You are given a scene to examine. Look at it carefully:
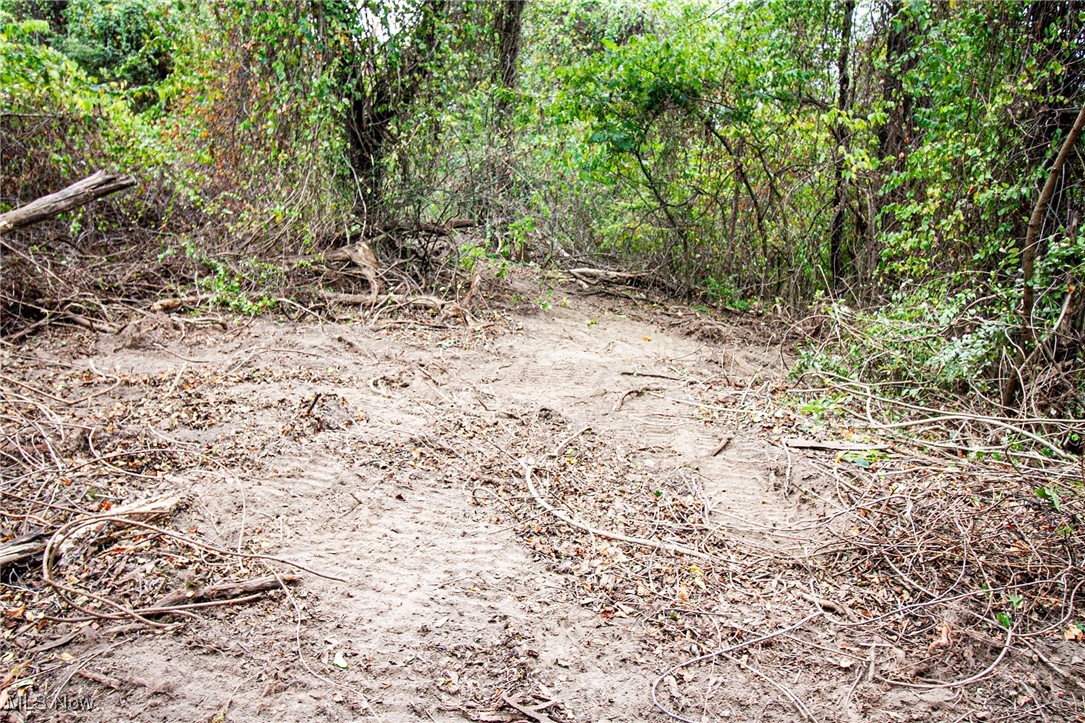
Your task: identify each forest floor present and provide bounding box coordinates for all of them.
[2,269,1082,722]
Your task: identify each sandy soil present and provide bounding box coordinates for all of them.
[4,273,1078,723]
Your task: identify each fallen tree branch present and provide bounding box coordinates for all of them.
[568,267,650,285]
[0,171,136,234]
[149,297,200,312]
[781,437,889,452]
[151,574,300,611]
[613,385,665,411]
[500,692,562,723]
[1004,102,1085,407]
[59,313,120,334]
[323,241,381,303]
[40,507,346,626]
[319,289,477,325]
[0,531,47,570]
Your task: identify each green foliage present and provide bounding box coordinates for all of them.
[1035,486,1063,513]
[3,0,1084,414]
[875,2,1039,285]
[180,240,279,315]
[705,277,751,311]
[57,0,174,104]
[0,8,178,202]
[457,241,488,273]
[794,290,1016,396]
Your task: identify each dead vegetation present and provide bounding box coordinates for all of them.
[0,267,1083,721]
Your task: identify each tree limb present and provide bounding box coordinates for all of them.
[0,171,137,235]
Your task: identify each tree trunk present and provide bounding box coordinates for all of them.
[829,0,855,289]
[1020,103,1085,339]
[0,171,136,235]
[1001,102,1085,408]
[494,0,525,128]
[483,0,526,228]
[877,1,916,168]
[344,1,445,221]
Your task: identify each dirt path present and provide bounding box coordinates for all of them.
[16,276,1042,723]
[6,278,804,722]
[8,271,1085,720]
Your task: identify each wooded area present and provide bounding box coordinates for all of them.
[2,0,1085,720]
[3,0,1084,415]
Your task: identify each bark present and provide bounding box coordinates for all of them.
[345,1,445,220]
[1020,103,1085,341]
[494,0,525,125]
[484,0,526,224]
[151,575,299,611]
[829,0,855,289]
[0,171,136,235]
[1001,103,1085,408]
[877,1,916,166]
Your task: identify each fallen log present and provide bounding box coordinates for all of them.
[0,531,47,570]
[0,171,137,235]
[568,267,650,285]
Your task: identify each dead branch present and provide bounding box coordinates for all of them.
[0,531,47,569]
[149,297,200,312]
[323,240,381,303]
[57,494,182,560]
[709,436,734,457]
[1005,102,1085,407]
[613,385,665,411]
[568,267,650,285]
[499,692,562,723]
[0,171,136,234]
[319,289,476,325]
[781,437,889,452]
[59,313,120,334]
[151,574,299,610]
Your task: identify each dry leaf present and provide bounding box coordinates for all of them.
[928,620,951,651]
[1064,623,1084,641]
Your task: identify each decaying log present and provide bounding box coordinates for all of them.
[0,171,136,234]
[149,297,200,312]
[2,495,182,571]
[568,268,650,285]
[323,240,379,268]
[58,493,182,559]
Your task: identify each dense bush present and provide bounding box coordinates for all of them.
[2,0,1083,412]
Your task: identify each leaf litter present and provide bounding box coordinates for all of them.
[1,269,1083,722]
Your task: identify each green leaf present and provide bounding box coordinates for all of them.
[1035,487,1062,513]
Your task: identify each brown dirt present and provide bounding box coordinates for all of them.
[2,271,1080,722]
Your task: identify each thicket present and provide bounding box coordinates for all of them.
[2,0,1084,418]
